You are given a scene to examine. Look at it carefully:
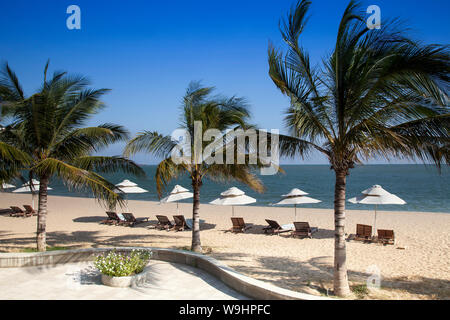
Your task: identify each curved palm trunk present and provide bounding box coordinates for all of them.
[36,176,49,252]
[333,169,351,297]
[191,176,202,253]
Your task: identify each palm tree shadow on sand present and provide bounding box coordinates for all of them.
[210,253,450,299]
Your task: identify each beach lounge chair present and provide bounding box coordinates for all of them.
[263,219,291,235]
[9,206,28,217]
[173,215,191,231]
[354,224,373,242]
[154,215,174,230]
[101,211,121,225]
[291,222,318,239]
[229,217,252,233]
[23,205,37,216]
[377,229,395,245]
[120,212,149,227]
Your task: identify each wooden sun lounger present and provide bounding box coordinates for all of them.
[23,205,37,216]
[229,217,252,233]
[155,215,174,230]
[291,222,318,239]
[377,229,395,245]
[120,212,149,227]
[10,206,28,217]
[173,215,191,231]
[263,219,291,235]
[354,224,373,242]
[101,211,121,225]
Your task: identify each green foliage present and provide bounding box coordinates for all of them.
[124,81,267,197]
[0,61,145,207]
[351,284,370,299]
[269,0,450,172]
[94,249,152,277]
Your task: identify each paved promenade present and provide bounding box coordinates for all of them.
[0,260,248,300]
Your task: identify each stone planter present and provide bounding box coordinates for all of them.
[100,268,149,288]
[101,274,134,287]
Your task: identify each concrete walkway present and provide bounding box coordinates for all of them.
[0,260,249,300]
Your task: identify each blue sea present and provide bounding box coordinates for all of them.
[7,165,450,213]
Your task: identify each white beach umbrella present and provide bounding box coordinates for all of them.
[274,188,322,221]
[115,179,148,193]
[1,183,15,189]
[160,185,193,215]
[348,185,406,235]
[209,187,256,217]
[13,179,53,209]
[115,179,149,211]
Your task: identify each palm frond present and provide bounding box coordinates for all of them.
[0,62,24,102]
[154,158,187,197]
[124,131,177,159]
[205,163,265,193]
[269,0,449,171]
[71,156,145,177]
[32,157,125,207]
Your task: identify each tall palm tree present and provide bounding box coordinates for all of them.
[0,62,145,251]
[125,82,265,252]
[268,0,449,296]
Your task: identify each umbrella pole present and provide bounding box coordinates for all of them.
[232,206,234,217]
[177,202,179,215]
[373,204,378,237]
[294,205,297,221]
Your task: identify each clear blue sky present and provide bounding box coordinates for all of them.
[1,0,449,164]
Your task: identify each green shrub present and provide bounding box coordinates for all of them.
[351,284,369,299]
[94,249,152,277]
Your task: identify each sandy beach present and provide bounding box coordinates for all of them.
[0,193,449,300]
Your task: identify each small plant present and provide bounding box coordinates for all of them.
[94,249,152,277]
[351,284,370,299]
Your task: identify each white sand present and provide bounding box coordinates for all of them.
[0,193,449,299]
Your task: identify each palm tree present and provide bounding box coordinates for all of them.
[125,82,265,252]
[0,62,145,251]
[268,0,449,296]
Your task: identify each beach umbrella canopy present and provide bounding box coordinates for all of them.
[13,180,53,209]
[348,185,406,235]
[115,179,148,194]
[160,185,193,203]
[1,183,15,189]
[160,185,193,214]
[209,187,256,216]
[114,179,148,211]
[274,188,321,220]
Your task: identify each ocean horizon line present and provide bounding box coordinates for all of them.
[133,163,450,167]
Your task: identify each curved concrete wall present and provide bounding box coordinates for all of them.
[0,247,332,300]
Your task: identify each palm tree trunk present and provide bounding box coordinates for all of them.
[36,175,49,252]
[191,176,202,253]
[333,169,351,297]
